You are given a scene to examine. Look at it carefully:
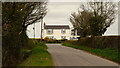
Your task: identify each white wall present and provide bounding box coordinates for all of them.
[43,29,71,40]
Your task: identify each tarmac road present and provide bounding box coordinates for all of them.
[46,44,119,67]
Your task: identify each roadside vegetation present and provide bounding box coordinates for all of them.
[67,2,119,64]
[20,42,54,67]
[43,37,67,43]
[2,2,47,66]
[62,42,120,64]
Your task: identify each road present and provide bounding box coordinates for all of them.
[46,44,119,67]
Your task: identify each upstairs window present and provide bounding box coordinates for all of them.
[47,29,53,34]
[61,29,66,34]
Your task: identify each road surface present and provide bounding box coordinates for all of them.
[46,44,119,67]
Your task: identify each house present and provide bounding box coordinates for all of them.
[42,23,79,40]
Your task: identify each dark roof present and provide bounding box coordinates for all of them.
[44,25,70,29]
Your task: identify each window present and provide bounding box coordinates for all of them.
[61,36,66,39]
[47,29,53,34]
[61,29,66,34]
[71,30,75,35]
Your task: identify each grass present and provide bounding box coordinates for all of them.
[19,42,54,67]
[62,42,120,64]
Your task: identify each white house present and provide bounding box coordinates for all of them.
[42,23,79,40]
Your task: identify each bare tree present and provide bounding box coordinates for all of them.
[70,2,117,37]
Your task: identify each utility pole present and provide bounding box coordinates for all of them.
[33,23,35,40]
[41,18,43,41]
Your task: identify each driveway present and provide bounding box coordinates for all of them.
[46,44,119,67]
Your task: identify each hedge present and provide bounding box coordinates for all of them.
[66,36,119,51]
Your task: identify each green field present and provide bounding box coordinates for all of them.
[20,42,54,67]
[62,42,120,64]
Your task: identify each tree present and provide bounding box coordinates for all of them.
[2,2,47,35]
[89,15,106,36]
[2,2,48,66]
[70,2,117,37]
[70,10,93,37]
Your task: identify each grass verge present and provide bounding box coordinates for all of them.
[20,42,54,67]
[62,42,120,64]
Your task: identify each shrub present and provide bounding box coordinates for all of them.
[44,38,62,43]
[60,39,68,41]
[64,36,119,51]
[36,41,48,49]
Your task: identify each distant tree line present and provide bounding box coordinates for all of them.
[70,2,117,37]
[2,2,47,66]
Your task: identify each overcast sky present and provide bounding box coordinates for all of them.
[27,2,119,38]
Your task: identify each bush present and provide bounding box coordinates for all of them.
[60,39,68,41]
[44,38,61,43]
[36,41,48,49]
[65,36,119,51]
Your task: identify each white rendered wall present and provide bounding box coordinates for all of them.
[42,29,71,40]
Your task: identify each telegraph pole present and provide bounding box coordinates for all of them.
[33,23,35,40]
[41,18,43,41]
